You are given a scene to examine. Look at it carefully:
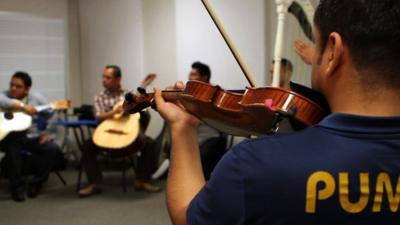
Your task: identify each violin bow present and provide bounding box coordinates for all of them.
[201,0,257,88]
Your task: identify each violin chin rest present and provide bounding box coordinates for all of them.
[264,99,276,112]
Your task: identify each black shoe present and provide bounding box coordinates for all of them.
[27,183,42,198]
[11,189,25,202]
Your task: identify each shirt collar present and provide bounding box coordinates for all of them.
[316,113,400,134]
[104,88,124,96]
[6,91,29,103]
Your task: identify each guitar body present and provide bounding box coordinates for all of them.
[0,112,32,141]
[93,113,143,157]
[0,99,70,141]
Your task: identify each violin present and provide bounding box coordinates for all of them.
[123,1,330,136]
[123,80,329,137]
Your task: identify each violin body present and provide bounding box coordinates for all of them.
[180,81,327,136]
[123,81,329,137]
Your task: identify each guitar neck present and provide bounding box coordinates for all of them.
[34,104,53,112]
[34,100,70,112]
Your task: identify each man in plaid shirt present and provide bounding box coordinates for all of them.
[78,65,160,197]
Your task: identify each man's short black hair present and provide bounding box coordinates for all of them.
[272,58,293,72]
[192,61,211,82]
[314,0,400,87]
[12,71,32,88]
[105,65,122,78]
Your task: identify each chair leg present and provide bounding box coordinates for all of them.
[76,162,83,191]
[129,157,136,172]
[55,171,67,186]
[122,159,127,192]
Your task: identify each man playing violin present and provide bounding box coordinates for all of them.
[0,72,65,202]
[154,0,400,224]
[78,65,160,197]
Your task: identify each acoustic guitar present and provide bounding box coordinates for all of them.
[92,74,156,156]
[0,99,71,141]
[92,101,141,149]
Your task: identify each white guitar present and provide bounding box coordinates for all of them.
[0,99,71,141]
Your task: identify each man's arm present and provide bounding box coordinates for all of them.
[0,92,36,115]
[154,87,205,225]
[94,107,122,121]
[294,39,314,65]
[93,94,122,121]
[28,92,53,141]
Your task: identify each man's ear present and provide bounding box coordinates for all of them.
[324,32,344,77]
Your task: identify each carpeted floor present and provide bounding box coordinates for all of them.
[0,167,171,225]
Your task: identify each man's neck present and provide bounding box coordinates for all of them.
[8,91,27,101]
[107,86,122,95]
[328,84,400,117]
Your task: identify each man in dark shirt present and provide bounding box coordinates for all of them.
[189,61,227,180]
[153,0,400,224]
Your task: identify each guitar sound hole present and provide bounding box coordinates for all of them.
[4,112,14,120]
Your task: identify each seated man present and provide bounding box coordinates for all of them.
[188,61,227,180]
[0,71,65,202]
[78,65,160,197]
[269,58,293,89]
[269,58,295,133]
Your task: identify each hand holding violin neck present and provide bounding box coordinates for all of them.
[123,89,182,114]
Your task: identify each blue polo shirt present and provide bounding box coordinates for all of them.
[187,113,400,225]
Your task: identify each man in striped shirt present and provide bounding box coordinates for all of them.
[78,65,160,197]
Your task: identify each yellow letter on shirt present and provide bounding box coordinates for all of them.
[339,172,369,213]
[373,173,400,212]
[306,171,335,213]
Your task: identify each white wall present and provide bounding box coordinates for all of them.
[142,0,177,137]
[143,0,177,86]
[0,0,67,18]
[175,0,266,88]
[67,0,82,105]
[0,0,69,100]
[0,0,85,105]
[79,0,144,103]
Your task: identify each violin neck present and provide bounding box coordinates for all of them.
[145,90,182,103]
[123,89,183,115]
[159,90,183,102]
